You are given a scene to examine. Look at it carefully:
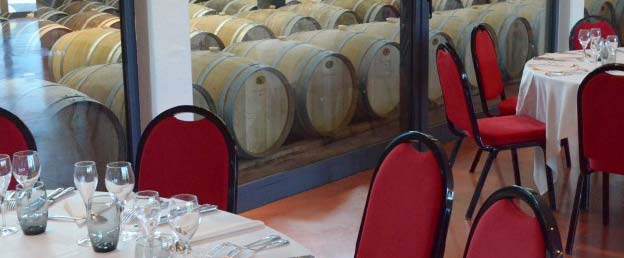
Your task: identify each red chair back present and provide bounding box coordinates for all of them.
[472,25,505,102]
[0,108,36,190]
[464,186,562,258]
[436,43,479,137]
[578,64,624,174]
[356,131,453,258]
[137,105,237,212]
[569,16,618,50]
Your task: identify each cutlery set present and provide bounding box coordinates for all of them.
[4,187,75,211]
[205,235,292,258]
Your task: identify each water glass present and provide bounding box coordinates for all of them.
[168,194,200,256]
[606,35,619,60]
[74,161,99,246]
[135,234,174,258]
[105,161,136,240]
[87,193,121,253]
[578,29,591,57]
[15,181,47,235]
[0,154,17,237]
[12,150,40,189]
[134,190,160,237]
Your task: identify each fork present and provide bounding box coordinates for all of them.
[5,191,16,210]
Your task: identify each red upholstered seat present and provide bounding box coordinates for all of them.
[0,109,35,190]
[498,96,518,116]
[570,16,618,50]
[137,106,237,212]
[477,115,546,147]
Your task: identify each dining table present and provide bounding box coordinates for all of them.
[516,49,623,194]
[1,190,313,258]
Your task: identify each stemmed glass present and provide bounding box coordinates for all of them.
[0,154,17,236]
[12,150,40,189]
[74,161,98,247]
[133,190,160,237]
[578,29,591,58]
[590,28,602,61]
[105,161,135,241]
[168,194,200,257]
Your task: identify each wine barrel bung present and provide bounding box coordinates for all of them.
[60,1,119,16]
[1,18,72,51]
[192,49,295,157]
[204,0,258,15]
[585,0,616,23]
[0,78,126,189]
[58,63,217,128]
[32,7,69,22]
[190,30,225,50]
[226,39,358,137]
[61,11,120,30]
[280,3,358,29]
[237,9,321,36]
[323,0,399,23]
[49,28,122,82]
[189,15,275,47]
[432,0,464,11]
[189,3,218,18]
[288,27,400,119]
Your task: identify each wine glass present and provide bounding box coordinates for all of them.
[606,35,619,57]
[105,161,135,241]
[12,150,40,189]
[133,190,160,237]
[578,29,591,58]
[590,28,602,61]
[168,194,200,257]
[0,154,17,237]
[74,161,98,247]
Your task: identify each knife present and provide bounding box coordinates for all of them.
[49,187,75,203]
[47,188,64,201]
[157,204,218,225]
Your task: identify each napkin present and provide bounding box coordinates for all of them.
[530,64,581,73]
[63,198,87,226]
[191,220,265,244]
[536,52,583,61]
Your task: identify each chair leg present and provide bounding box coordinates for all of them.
[511,148,521,186]
[466,151,497,220]
[449,136,464,168]
[566,174,588,254]
[581,176,591,210]
[603,173,609,226]
[469,149,482,173]
[546,165,556,210]
[561,138,571,168]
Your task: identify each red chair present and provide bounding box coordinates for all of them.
[569,16,618,50]
[436,43,555,219]
[137,105,238,212]
[0,107,36,190]
[566,64,624,254]
[469,24,572,174]
[464,186,563,258]
[355,131,453,258]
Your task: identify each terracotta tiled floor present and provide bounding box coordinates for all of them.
[243,139,624,258]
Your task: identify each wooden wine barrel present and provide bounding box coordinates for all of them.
[280,3,358,29]
[32,7,68,22]
[585,0,616,23]
[190,30,225,50]
[432,0,464,11]
[1,18,72,51]
[61,11,120,30]
[226,39,358,137]
[462,0,491,7]
[383,0,399,12]
[288,27,400,118]
[60,1,119,16]
[49,28,122,82]
[58,63,216,128]
[323,0,399,23]
[237,9,321,36]
[0,78,126,189]
[346,17,399,42]
[189,15,275,47]
[192,50,295,157]
[106,0,119,8]
[189,3,218,18]
[494,0,547,54]
[204,0,258,15]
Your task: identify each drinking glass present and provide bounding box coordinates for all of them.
[607,35,619,58]
[12,150,40,189]
[134,190,160,237]
[168,194,200,257]
[87,193,121,253]
[15,181,48,235]
[590,28,602,61]
[0,155,17,236]
[135,234,174,258]
[105,161,135,240]
[578,29,591,57]
[74,161,98,247]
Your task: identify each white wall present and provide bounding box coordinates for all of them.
[558,0,585,51]
[134,0,194,129]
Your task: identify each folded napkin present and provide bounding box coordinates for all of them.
[191,220,265,244]
[63,198,87,226]
[530,64,581,73]
[537,52,583,61]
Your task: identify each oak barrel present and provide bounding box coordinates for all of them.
[383,0,399,12]
[462,0,491,7]
[189,3,218,18]
[432,0,464,11]
[190,30,225,50]
[105,0,119,8]
[226,39,358,137]
[61,11,120,30]
[585,0,616,23]
[288,27,400,118]
[237,9,321,36]
[49,28,122,82]
[60,1,119,16]
[323,0,399,23]
[493,0,547,54]
[280,3,358,29]
[0,78,126,189]
[345,17,399,42]
[189,15,275,47]
[32,7,69,22]
[192,50,295,157]
[1,18,72,51]
[204,0,258,15]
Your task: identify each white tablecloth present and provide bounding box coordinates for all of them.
[1,192,312,258]
[516,51,619,193]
